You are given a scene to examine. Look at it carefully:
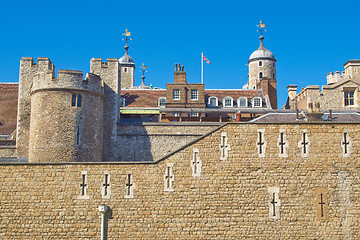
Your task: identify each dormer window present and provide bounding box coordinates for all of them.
[120,97,126,107]
[344,90,355,106]
[259,61,262,66]
[259,72,263,78]
[252,97,262,108]
[223,96,233,108]
[208,96,218,107]
[237,97,247,107]
[158,97,166,107]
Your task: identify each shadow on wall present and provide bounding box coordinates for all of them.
[116,122,154,162]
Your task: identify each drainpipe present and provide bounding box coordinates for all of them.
[99,205,108,240]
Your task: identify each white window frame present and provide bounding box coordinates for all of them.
[158,97,166,107]
[208,96,218,107]
[237,97,248,107]
[252,97,262,108]
[189,113,199,117]
[173,89,180,101]
[190,89,198,101]
[120,97,126,107]
[223,96,233,108]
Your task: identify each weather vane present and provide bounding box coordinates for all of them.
[140,63,147,77]
[122,29,132,45]
[256,20,266,36]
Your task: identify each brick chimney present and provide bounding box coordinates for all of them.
[174,63,187,83]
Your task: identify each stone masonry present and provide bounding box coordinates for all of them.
[0,122,359,239]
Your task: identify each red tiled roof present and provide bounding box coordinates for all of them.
[121,89,264,108]
[121,90,166,108]
[0,83,18,135]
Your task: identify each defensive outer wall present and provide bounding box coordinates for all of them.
[0,122,359,239]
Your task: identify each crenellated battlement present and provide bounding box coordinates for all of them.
[326,70,345,84]
[31,68,103,96]
[90,58,119,69]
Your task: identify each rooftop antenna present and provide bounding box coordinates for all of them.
[122,29,132,53]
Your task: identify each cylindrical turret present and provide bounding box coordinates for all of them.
[28,70,104,163]
[248,35,277,89]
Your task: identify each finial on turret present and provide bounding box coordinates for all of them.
[140,63,147,86]
[122,29,132,54]
[256,20,266,48]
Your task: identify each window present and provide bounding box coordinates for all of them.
[191,89,198,100]
[189,113,199,117]
[172,113,179,117]
[223,97,233,108]
[344,90,354,106]
[259,61,262,66]
[71,94,82,107]
[252,97,262,107]
[273,63,275,67]
[237,97,247,107]
[173,89,180,100]
[158,97,166,107]
[77,94,82,107]
[259,72,263,78]
[124,67,127,72]
[208,96,218,107]
[76,126,80,146]
[273,73,275,79]
[120,97,126,107]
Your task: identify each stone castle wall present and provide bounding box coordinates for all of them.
[0,122,359,239]
[116,123,221,161]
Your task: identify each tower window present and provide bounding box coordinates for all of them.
[76,126,80,146]
[124,68,127,73]
[71,94,76,107]
[71,94,82,108]
[259,61,262,66]
[259,72,263,78]
[273,73,275,79]
[77,94,82,107]
[273,63,275,67]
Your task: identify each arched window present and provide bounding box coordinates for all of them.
[252,97,262,108]
[259,61,262,66]
[120,97,126,107]
[158,97,166,107]
[259,72,263,78]
[71,93,82,108]
[208,96,218,107]
[237,97,247,107]
[77,94,82,107]
[71,94,76,107]
[222,96,233,108]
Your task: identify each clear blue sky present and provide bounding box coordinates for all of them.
[1,0,359,107]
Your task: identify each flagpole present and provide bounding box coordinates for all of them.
[201,52,204,84]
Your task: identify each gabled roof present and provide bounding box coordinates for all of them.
[0,83,18,135]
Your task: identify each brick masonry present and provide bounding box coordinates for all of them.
[0,122,359,239]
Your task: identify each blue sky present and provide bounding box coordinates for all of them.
[1,0,359,107]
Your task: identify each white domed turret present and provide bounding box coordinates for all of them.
[247,35,277,89]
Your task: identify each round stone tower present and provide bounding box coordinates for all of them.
[248,35,276,89]
[119,44,135,89]
[28,69,104,163]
